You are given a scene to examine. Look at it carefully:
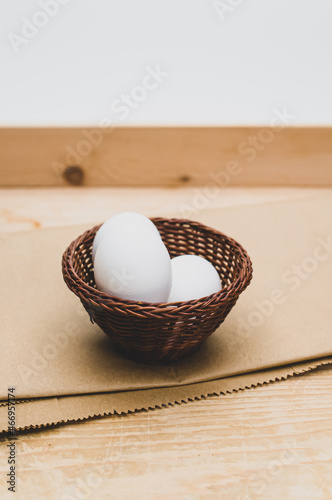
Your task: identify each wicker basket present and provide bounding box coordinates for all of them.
[62,218,253,364]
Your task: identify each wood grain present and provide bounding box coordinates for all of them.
[1,127,332,187]
[0,186,326,233]
[0,187,331,500]
[0,368,331,500]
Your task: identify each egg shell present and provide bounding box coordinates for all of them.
[92,212,160,262]
[168,254,222,302]
[94,228,172,303]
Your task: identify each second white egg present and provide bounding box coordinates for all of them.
[168,254,222,302]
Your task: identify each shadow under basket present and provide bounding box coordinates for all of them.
[62,218,253,364]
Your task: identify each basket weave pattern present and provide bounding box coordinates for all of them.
[62,218,253,363]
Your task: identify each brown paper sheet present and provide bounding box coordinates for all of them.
[1,193,332,432]
[1,358,331,433]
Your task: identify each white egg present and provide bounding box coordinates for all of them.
[92,212,160,262]
[168,255,222,302]
[94,225,172,303]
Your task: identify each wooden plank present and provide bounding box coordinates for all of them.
[0,127,332,187]
[0,187,323,233]
[1,368,331,499]
[1,188,332,498]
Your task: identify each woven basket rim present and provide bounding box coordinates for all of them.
[62,217,253,314]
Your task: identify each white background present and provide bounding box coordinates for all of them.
[1,0,331,126]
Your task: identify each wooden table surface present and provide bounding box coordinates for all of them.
[1,187,332,500]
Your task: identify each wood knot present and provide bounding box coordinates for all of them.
[179,175,191,183]
[63,166,84,186]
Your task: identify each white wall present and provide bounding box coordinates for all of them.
[1,0,331,125]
